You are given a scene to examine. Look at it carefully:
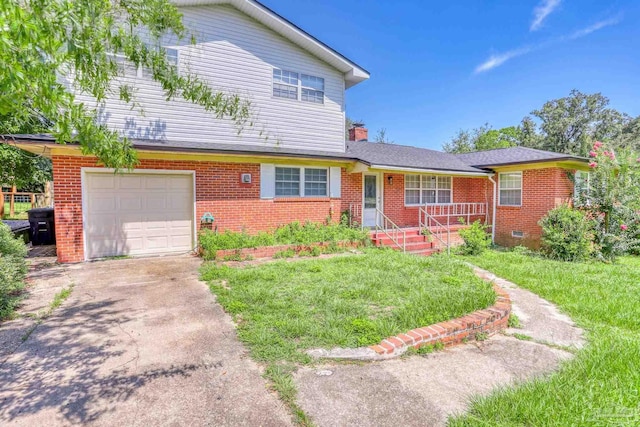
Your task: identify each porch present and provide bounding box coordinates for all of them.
[348,202,491,254]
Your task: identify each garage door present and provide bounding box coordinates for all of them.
[84,172,194,259]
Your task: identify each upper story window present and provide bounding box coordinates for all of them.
[273,68,324,104]
[499,172,522,206]
[108,47,179,78]
[405,175,452,205]
[275,166,327,197]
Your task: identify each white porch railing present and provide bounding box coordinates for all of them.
[419,207,450,255]
[374,208,406,253]
[348,203,362,227]
[422,203,488,225]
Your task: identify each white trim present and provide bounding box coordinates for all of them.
[498,171,523,207]
[274,165,329,198]
[403,174,453,207]
[369,164,490,177]
[362,172,382,227]
[171,0,370,87]
[81,167,197,261]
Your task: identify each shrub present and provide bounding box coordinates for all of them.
[458,220,491,255]
[539,205,593,262]
[0,223,28,318]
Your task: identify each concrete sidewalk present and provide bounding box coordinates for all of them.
[0,256,292,426]
[294,267,585,427]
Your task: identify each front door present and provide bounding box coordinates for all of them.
[363,174,380,227]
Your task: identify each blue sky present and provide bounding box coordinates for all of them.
[262,0,640,150]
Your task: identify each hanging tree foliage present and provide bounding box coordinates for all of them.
[0,0,252,169]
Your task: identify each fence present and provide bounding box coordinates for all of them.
[1,185,50,218]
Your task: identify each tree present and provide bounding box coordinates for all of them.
[530,90,630,156]
[1,112,53,192]
[443,124,519,153]
[373,128,394,144]
[0,0,252,169]
[475,126,521,151]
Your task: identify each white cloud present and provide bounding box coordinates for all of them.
[530,0,561,31]
[474,16,621,74]
[474,48,532,74]
[569,17,620,39]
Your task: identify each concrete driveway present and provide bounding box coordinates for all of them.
[0,256,292,426]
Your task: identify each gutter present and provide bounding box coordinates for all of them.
[368,164,490,177]
[488,175,497,244]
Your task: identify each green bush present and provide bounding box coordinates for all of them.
[0,223,28,318]
[458,220,491,255]
[539,205,593,262]
[199,221,370,259]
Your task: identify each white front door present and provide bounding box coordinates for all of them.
[362,174,381,227]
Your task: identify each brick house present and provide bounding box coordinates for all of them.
[11,0,588,262]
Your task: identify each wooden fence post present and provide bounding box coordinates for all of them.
[0,187,4,218]
[9,185,16,218]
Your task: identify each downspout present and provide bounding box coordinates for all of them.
[488,175,497,244]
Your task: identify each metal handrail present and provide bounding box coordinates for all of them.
[419,206,451,255]
[375,208,406,253]
[423,202,488,225]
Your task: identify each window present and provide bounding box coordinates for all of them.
[107,53,139,77]
[404,175,452,205]
[499,172,522,206]
[275,166,327,197]
[273,69,324,104]
[273,69,299,100]
[301,74,324,104]
[574,171,590,205]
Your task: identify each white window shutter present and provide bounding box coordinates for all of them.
[260,164,275,199]
[329,167,341,198]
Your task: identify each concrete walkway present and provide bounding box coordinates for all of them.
[0,256,292,426]
[294,266,585,427]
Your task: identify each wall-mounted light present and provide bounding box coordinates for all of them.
[241,173,252,184]
[387,176,393,185]
[200,212,215,224]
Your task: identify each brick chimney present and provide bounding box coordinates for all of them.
[348,122,368,142]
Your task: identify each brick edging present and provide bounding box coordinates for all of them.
[369,282,511,356]
[214,241,362,260]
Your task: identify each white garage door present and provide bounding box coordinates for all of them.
[84,171,194,259]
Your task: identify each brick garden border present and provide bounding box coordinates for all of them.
[214,241,362,260]
[369,278,511,357]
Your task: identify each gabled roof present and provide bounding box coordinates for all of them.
[172,0,370,88]
[345,140,489,175]
[455,146,589,168]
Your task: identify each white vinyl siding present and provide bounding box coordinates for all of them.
[405,175,452,206]
[71,4,346,153]
[274,166,328,197]
[499,172,522,206]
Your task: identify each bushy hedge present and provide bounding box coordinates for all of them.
[458,220,491,255]
[199,221,370,260]
[0,223,28,318]
[539,205,593,262]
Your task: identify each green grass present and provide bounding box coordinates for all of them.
[201,249,495,364]
[2,201,31,219]
[449,251,640,426]
[198,221,370,260]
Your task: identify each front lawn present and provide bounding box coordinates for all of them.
[450,251,640,426]
[201,250,495,363]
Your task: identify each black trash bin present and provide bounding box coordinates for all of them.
[28,208,56,246]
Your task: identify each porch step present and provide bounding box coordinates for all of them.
[407,247,442,256]
[372,233,428,246]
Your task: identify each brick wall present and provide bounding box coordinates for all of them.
[382,174,492,227]
[52,155,349,262]
[495,168,573,248]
